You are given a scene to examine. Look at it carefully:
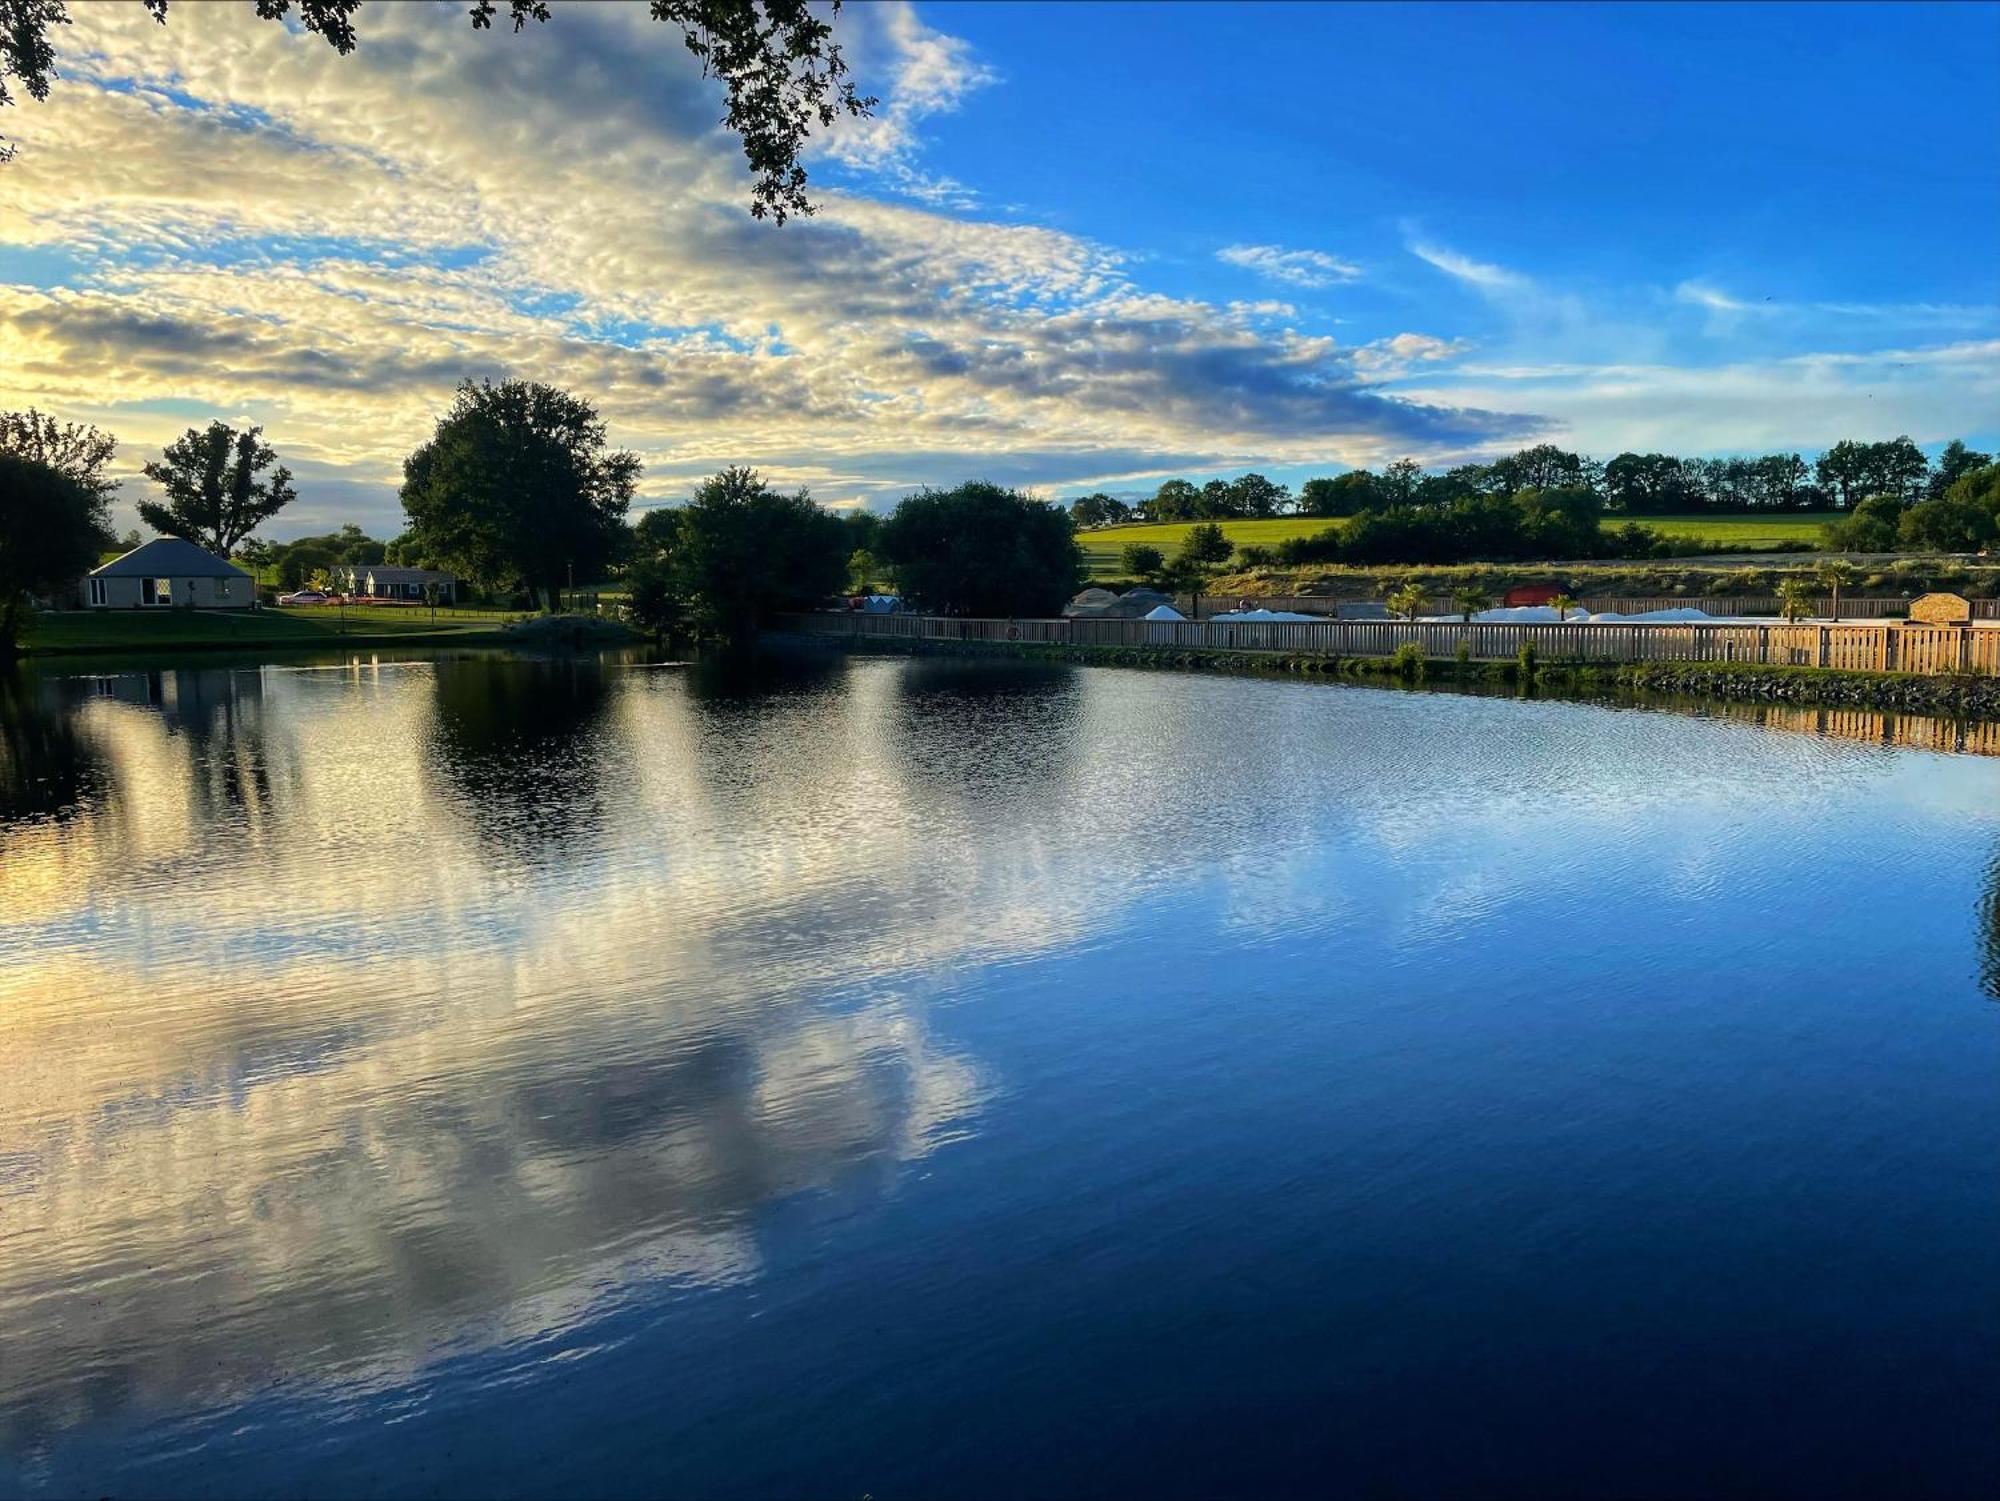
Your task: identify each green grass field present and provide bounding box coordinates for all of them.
[24,604,524,653]
[1078,512,1839,575]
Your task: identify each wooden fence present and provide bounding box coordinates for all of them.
[1206,594,2000,621]
[780,610,2000,678]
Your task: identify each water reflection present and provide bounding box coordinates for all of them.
[1981,857,2000,1002]
[886,657,1086,813]
[0,673,108,824]
[425,653,617,859]
[3,653,1999,1497]
[0,653,983,1454]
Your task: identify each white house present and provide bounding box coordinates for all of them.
[79,538,252,610]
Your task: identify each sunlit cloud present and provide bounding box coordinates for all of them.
[0,2,1544,533]
[1216,243,1363,289]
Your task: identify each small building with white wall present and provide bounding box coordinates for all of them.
[338,564,457,603]
[79,538,253,610]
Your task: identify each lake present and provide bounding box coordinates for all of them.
[2,648,1996,1499]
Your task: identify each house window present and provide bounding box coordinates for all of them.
[89,577,108,606]
[215,579,231,601]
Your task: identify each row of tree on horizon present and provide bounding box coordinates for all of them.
[7,387,2000,656]
[1067,437,1994,528]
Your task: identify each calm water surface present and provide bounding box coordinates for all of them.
[1,650,1996,1499]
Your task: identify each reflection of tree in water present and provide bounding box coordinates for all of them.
[425,653,615,856]
[3,666,273,827]
[145,667,274,822]
[887,656,1085,814]
[0,670,109,824]
[681,644,846,708]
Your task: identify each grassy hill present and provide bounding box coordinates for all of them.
[1077,512,1838,576]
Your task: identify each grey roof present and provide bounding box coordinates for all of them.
[349,565,454,583]
[92,537,249,579]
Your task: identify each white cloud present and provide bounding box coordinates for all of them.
[1674,280,1758,313]
[816,2,998,209]
[0,5,1532,535]
[1403,339,2000,455]
[1216,243,1362,288]
[1408,240,1530,291]
[1351,332,1471,376]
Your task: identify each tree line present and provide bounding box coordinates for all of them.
[1069,436,1991,526]
[7,385,1997,659]
[1113,489,1695,584]
[0,384,1093,649]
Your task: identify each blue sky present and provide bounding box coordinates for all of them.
[0,1,1995,538]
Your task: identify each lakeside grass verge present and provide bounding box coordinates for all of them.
[776,630,2000,723]
[18,606,638,658]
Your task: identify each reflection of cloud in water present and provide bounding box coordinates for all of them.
[7,652,1995,1453]
[0,655,989,1447]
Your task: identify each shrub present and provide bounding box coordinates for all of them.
[1391,641,1427,679]
[1121,542,1165,578]
[1823,494,1905,552]
[1177,522,1234,566]
[1386,582,1427,620]
[1898,494,1997,553]
[1516,640,1538,680]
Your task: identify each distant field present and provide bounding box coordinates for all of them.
[1078,512,1839,575]
[25,603,522,653]
[1617,513,1838,547]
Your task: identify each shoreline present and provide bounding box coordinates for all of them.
[769,630,2000,724]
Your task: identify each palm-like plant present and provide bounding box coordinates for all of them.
[1814,560,1856,622]
[1778,578,1813,622]
[1452,586,1491,622]
[1548,592,1578,621]
[1387,582,1427,621]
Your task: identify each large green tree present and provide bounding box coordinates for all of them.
[1490,444,1589,495]
[1898,494,1997,553]
[0,0,871,221]
[0,452,111,656]
[400,380,638,609]
[661,467,849,637]
[1603,453,1693,512]
[1068,492,1131,528]
[877,482,1083,618]
[1929,441,1995,501]
[1140,479,1201,523]
[1299,471,1381,517]
[0,408,119,499]
[138,421,296,555]
[1816,437,1928,508]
